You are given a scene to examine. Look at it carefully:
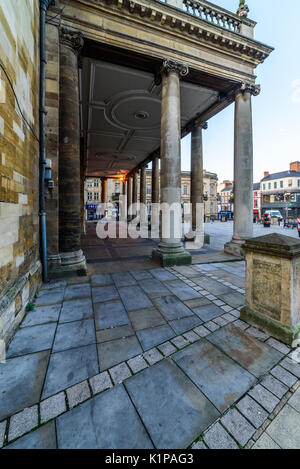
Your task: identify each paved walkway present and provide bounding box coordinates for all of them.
[1,262,299,449]
[205,221,300,250]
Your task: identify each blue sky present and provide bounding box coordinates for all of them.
[181,0,300,183]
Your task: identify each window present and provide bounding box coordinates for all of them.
[94,180,99,187]
[183,185,188,195]
[298,180,300,188]
[268,183,271,190]
[94,193,99,200]
[254,200,258,208]
[87,180,93,187]
[288,179,293,187]
[115,183,120,193]
[146,184,151,195]
[263,184,266,191]
[274,182,277,189]
[88,192,92,200]
[280,181,284,188]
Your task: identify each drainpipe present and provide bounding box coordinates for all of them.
[39,0,54,283]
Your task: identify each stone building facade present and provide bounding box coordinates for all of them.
[84,170,218,220]
[0,0,41,345]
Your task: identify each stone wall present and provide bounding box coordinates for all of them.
[0,0,41,346]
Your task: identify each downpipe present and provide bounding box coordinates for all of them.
[39,0,54,283]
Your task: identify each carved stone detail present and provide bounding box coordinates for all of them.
[237,82,261,97]
[161,59,189,78]
[59,28,84,55]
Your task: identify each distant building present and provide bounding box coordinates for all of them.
[219,186,234,212]
[260,162,300,219]
[253,183,261,221]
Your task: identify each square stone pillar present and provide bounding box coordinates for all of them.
[241,233,300,345]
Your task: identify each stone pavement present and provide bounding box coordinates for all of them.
[1,261,299,449]
[205,221,300,250]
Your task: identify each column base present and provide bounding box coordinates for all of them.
[152,243,192,267]
[241,306,300,346]
[48,250,87,278]
[224,239,246,258]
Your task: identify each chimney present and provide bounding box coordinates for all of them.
[264,172,269,178]
[290,161,300,172]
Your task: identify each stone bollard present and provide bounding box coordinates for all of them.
[241,233,300,345]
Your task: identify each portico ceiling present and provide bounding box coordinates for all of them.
[81,58,219,178]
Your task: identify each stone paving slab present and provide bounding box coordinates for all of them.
[143,348,163,365]
[92,286,119,303]
[138,278,171,297]
[96,324,134,343]
[0,351,50,421]
[91,274,113,286]
[207,324,283,378]
[193,304,224,322]
[154,296,193,321]
[204,421,239,449]
[221,408,255,447]
[217,292,245,308]
[252,432,281,450]
[42,345,99,399]
[260,374,289,399]
[270,365,298,387]
[130,270,153,281]
[40,392,66,423]
[125,359,220,449]
[53,319,96,352]
[248,384,280,413]
[184,297,211,309]
[35,288,65,306]
[150,268,177,281]
[94,301,129,330]
[59,298,94,323]
[89,371,112,394]
[118,286,153,311]
[6,323,56,358]
[111,272,137,287]
[5,422,57,449]
[173,340,256,413]
[136,325,176,351]
[266,404,300,449]
[128,307,166,331]
[98,336,142,371]
[56,385,153,449]
[169,316,203,335]
[236,395,268,429]
[8,406,38,441]
[288,387,300,413]
[64,283,91,300]
[164,280,201,301]
[21,304,61,328]
[192,277,233,296]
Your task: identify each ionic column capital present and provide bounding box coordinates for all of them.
[161,59,189,78]
[237,83,261,97]
[59,28,84,55]
[193,121,208,131]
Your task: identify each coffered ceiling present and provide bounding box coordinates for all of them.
[81,58,219,178]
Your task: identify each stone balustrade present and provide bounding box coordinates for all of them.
[158,0,255,36]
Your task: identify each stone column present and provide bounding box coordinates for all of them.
[127,176,133,219]
[58,28,86,274]
[120,180,127,221]
[153,59,191,266]
[140,166,147,225]
[186,123,207,249]
[151,156,160,236]
[225,83,260,258]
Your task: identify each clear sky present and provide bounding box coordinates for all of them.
[181,0,300,183]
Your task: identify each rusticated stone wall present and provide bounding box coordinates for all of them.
[0,0,41,345]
